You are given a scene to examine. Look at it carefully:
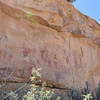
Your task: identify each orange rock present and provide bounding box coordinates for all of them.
[0,0,100,91]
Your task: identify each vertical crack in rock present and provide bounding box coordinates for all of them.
[80,47,83,57]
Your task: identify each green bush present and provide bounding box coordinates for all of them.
[67,0,76,3]
[23,68,61,100]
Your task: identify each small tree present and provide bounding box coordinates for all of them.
[67,0,76,2]
[23,68,61,100]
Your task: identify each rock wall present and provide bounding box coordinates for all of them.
[0,0,100,92]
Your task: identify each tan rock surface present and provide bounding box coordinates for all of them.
[0,0,100,91]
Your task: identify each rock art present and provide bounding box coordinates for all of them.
[0,0,100,92]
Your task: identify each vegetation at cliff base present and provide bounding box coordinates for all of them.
[1,68,100,100]
[67,0,76,3]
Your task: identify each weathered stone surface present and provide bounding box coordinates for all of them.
[0,0,100,91]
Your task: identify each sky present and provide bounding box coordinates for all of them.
[73,0,100,23]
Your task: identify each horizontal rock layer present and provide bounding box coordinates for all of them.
[0,0,100,91]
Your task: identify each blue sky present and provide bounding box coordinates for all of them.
[73,0,100,23]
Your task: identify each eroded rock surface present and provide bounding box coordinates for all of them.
[0,0,100,91]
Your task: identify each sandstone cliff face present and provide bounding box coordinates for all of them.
[0,0,100,91]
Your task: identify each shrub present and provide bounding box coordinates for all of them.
[23,68,61,100]
[67,0,76,3]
